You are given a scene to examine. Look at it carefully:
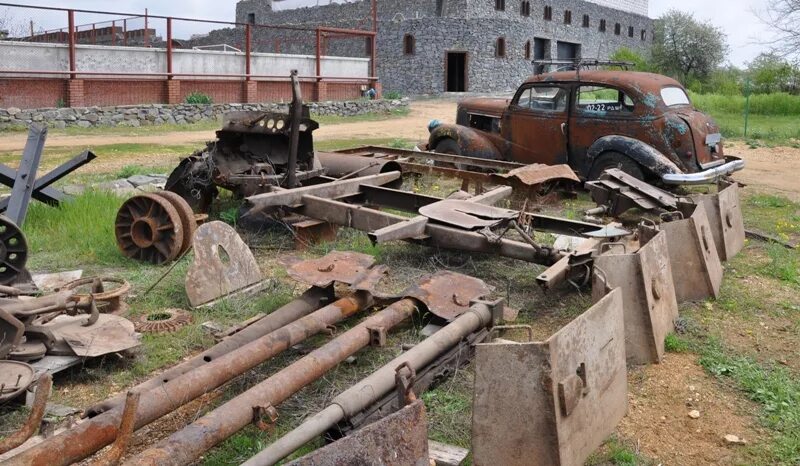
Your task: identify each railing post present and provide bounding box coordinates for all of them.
[144,8,149,47]
[315,28,322,80]
[245,24,252,81]
[68,10,76,79]
[92,23,96,45]
[112,20,116,46]
[166,17,173,79]
[123,18,128,46]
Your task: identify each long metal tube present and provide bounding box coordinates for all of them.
[316,152,403,179]
[4,294,369,466]
[86,286,332,417]
[126,299,419,466]
[242,301,493,466]
[0,375,52,455]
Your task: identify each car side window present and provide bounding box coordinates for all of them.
[576,85,634,113]
[514,86,568,113]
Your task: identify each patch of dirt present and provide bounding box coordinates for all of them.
[728,141,800,201]
[618,353,765,465]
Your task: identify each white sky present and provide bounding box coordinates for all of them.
[3,0,774,67]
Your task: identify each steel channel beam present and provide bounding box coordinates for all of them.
[85,286,332,417]
[243,301,493,466]
[0,150,96,210]
[335,146,526,172]
[6,125,47,226]
[4,294,369,466]
[126,299,420,466]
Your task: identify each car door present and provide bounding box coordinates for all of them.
[502,84,570,165]
[568,84,637,175]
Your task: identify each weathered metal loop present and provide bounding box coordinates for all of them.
[253,404,280,432]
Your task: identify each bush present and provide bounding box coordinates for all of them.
[185,92,213,105]
[691,92,800,116]
[383,90,403,100]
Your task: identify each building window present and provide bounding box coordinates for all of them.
[495,0,505,11]
[628,26,634,37]
[525,40,531,60]
[403,34,415,55]
[496,37,506,58]
[599,19,606,32]
[614,23,621,35]
[582,14,590,28]
[544,5,552,21]
[641,29,647,41]
[564,10,572,24]
[521,0,531,17]
[246,13,256,25]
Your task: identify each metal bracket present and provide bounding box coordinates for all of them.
[367,326,387,347]
[253,403,280,432]
[395,362,417,408]
[471,298,505,327]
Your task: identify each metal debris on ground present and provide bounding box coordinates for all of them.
[134,309,193,334]
[60,277,132,314]
[184,221,264,307]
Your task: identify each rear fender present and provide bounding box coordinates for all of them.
[588,135,682,177]
[429,124,503,161]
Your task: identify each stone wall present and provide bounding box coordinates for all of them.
[0,99,408,130]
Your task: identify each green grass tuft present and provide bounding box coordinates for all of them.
[760,244,799,286]
[664,333,690,353]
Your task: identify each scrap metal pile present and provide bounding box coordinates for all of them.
[2,72,750,466]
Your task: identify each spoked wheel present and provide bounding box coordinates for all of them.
[115,194,184,265]
[0,215,28,285]
[154,190,197,256]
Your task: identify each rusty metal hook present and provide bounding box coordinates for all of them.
[90,391,140,466]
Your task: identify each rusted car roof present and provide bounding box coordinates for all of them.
[525,71,685,104]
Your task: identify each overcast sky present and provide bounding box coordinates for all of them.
[3,0,775,67]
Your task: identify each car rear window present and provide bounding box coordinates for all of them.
[661,87,691,107]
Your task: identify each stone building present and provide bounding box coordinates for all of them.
[232,0,653,95]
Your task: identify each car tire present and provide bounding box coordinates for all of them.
[589,152,645,181]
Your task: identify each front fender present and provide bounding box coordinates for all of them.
[428,124,503,161]
[588,135,683,176]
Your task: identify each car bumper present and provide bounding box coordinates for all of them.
[661,157,745,185]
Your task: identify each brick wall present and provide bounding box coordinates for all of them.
[84,80,165,107]
[0,79,67,109]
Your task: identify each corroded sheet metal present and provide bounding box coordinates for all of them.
[45,314,140,358]
[286,251,376,288]
[688,183,745,262]
[419,199,517,230]
[472,289,628,466]
[0,360,34,403]
[592,231,679,364]
[661,203,724,303]
[185,221,262,307]
[287,401,429,466]
[405,271,491,321]
[491,163,580,186]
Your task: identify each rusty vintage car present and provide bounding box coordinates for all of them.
[425,71,744,185]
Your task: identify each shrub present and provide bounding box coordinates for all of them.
[383,90,403,100]
[185,92,213,105]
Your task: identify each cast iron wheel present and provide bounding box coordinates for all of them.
[154,190,197,256]
[0,215,28,285]
[115,194,184,265]
[588,151,645,181]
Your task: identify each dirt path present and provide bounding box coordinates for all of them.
[0,100,797,200]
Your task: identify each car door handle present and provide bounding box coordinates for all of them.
[560,123,567,136]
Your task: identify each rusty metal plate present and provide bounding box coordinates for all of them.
[419,199,517,230]
[661,203,723,303]
[405,271,491,321]
[0,360,35,403]
[691,183,745,262]
[286,251,376,288]
[472,288,627,466]
[185,221,263,307]
[491,163,580,186]
[288,400,429,466]
[593,231,679,364]
[42,314,140,358]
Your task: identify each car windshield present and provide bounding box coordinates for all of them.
[661,87,691,107]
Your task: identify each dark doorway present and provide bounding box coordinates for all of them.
[556,41,581,61]
[533,38,550,74]
[446,52,467,92]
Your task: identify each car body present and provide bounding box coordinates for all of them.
[425,71,744,185]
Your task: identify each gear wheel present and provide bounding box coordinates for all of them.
[135,309,193,334]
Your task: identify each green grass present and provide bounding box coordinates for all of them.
[313,106,410,126]
[761,244,800,286]
[315,137,416,152]
[692,93,800,117]
[690,92,800,144]
[664,333,690,353]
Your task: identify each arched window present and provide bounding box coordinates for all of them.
[599,19,607,32]
[495,0,505,11]
[564,10,572,25]
[641,29,647,41]
[582,14,590,28]
[521,0,531,16]
[524,40,531,60]
[614,23,621,35]
[543,5,552,20]
[496,37,506,58]
[628,26,634,37]
[403,34,415,55]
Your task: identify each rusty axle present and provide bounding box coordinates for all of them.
[126,299,419,466]
[3,294,369,466]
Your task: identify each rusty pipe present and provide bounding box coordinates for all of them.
[3,294,369,466]
[316,152,403,180]
[85,286,332,417]
[243,301,494,466]
[0,374,52,455]
[126,299,419,466]
[89,391,139,466]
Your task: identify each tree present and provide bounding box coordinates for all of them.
[0,8,28,38]
[759,0,800,61]
[652,10,729,83]
[609,47,653,72]
[747,52,800,94]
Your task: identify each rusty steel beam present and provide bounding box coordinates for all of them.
[86,286,332,417]
[4,294,371,466]
[125,299,420,466]
[244,299,497,466]
[0,374,52,455]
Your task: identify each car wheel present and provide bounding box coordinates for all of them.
[588,152,645,181]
